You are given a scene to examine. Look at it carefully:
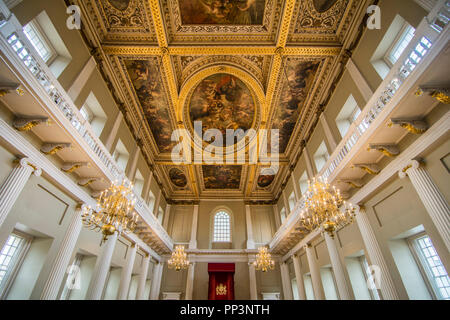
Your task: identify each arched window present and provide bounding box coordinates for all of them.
[213,211,231,242]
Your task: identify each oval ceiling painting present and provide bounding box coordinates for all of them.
[189,74,256,146]
[169,168,187,188]
[313,0,339,13]
[257,168,276,188]
[107,0,131,11]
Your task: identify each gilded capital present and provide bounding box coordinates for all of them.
[398,159,421,178]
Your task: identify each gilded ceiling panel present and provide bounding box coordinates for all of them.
[288,0,353,43]
[173,55,270,89]
[85,0,157,43]
[162,0,283,43]
[271,58,322,153]
[124,59,175,153]
[202,165,242,189]
[178,0,266,25]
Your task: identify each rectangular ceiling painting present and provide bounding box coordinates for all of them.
[203,165,242,189]
[271,59,321,153]
[178,0,266,25]
[124,59,175,153]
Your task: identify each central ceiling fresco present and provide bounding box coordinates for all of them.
[78,0,367,201]
[189,74,256,146]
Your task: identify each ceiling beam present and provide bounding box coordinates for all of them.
[101,45,341,57]
[265,0,297,120]
[148,0,179,113]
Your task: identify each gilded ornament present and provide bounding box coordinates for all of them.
[216,284,227,296]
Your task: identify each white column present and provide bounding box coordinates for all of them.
[346,58,373,103]
[355,206,399,300]
[153,189,162,216]
[150,262,164,300]
[185,259,195,300]
[104,111,123,152]
[40,205,85,300]
[280,262,293,300]
[189,204,199,249]
[85,233,118,300]
[320,113,337,152]
[136,254,151,300]
[143,171,154,204]
[291,172,301,202]
[127,145,140,181]
[324,232,354,300]
[399,160,450,252]
[273,204,281,230]
[162,204,171,230]
[283,190,290,215]
[305,244,325,300]
[0,158,41,228]
[303,147,315,179]
[117,243,137,300]
[245,204,255,249]
[292,255,307,300]
[67,56,96,101]
[249,260,258,300]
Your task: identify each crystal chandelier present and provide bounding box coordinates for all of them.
[81,179,138,243]
[168,245,190,271]
[300,176,356,236]
[253,247,275,272]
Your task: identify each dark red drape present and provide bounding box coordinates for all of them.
[208,263,235,300]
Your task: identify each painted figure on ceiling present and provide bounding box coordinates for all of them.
[179,0,265,25]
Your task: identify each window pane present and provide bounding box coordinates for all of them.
[213,211,231,242]
[23,22,54,62]
[0,234,26,292]
[389,25,416,64]
[415,235,450,300]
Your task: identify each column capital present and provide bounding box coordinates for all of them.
[14,157,42,176]
[398,159,421,179]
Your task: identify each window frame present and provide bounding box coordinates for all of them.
[23,20,57,64]
[407,232,449,300]
[212,210,232,243]
[384,23,416,68]
[0,230,32,299]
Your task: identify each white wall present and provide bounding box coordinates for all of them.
[345,257,372,300]
[103,267,122,300]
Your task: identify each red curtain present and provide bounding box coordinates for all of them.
[208,263,235,300]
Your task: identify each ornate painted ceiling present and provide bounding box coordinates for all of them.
[74,0,369,202]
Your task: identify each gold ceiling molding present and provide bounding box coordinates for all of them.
[177,55,268,92]
[148,0,168,48]
[276,0,297,47]
[102,45,342,57]
[162,53,180,112]
[288,0,355,43]
[265,54,282,117]
[103,45,161,56]
[169,47,275,56]
[83,0,157,43]
[283,46,342,56]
